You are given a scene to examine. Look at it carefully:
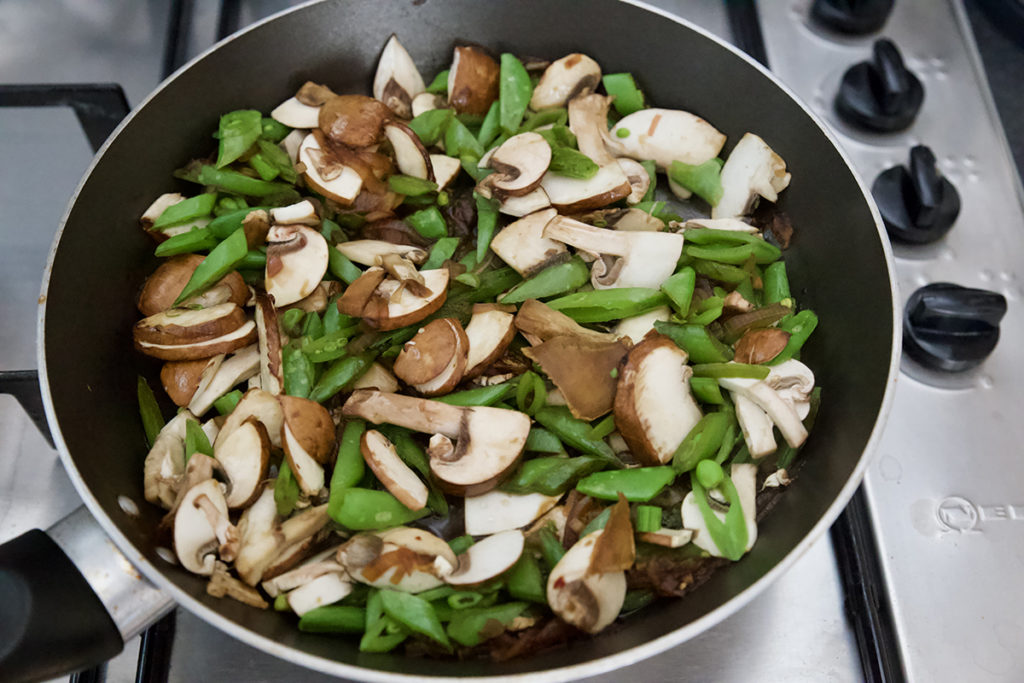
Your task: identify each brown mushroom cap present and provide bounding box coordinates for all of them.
[255,293,284,395]
[318,94,392,148]
[523,336,629,421]
[137,255,247,317]
[447,46,500,116]
[392,318,469,396]
[134,303,249,347]
[278,395,335,465]
[161,357,217,407]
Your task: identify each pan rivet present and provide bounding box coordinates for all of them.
[117,495,140,518]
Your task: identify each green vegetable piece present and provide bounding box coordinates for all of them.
[299,605,367,634]
[360,590,407,653]
[435,381,514,407]
[692,363,770,380]
[474,192,499,262]
[668,158,724,206]
[447,591,484,610]
[421,237,460,270]
[477,100,501,148]
[602,73,646,116]
[519,108,567,132]
[714,418,741,465]
[152,193,216,230]
[195,165,298,200]
[248,153,279,181]
[499,53,532,135]
[301,330,353,364]
[328,248,362,285]
[214,196,247,216]
[547,145,599,179]
[447,602,528,647]
[633,199,683,224]
[309,351,376,403]
[329,487,427,530]
[691,259,750,285]
[329,420,366,506]
[621,589,655,614]
[426,70,449,94]
[153,226,216,258]
[274,594,290,612]
[576,466,676,502]
[280,308,305,337]
[506,553,546,604]
[615,128,630,138]
[275,461,300,517]
[770,309,818,365]
[546,288,669,323]
[696,460,724,489]
[689,376,726,405]
[448,535,475,555]
[388,175,438,197]
[501,455,605,496]
[388,429,448,516]
[654,321,734,364]
[137,377,164,448]
[639,160,657,202]
[525,427,565,454]
[685,244,758,266]
[764,261,791,304]
[255,139,298,184]
[216,110,262,168]
[322,300,349,335]
[636,505,662,533]
[260,117,290,143]
[173,228,247,305]
[407,206,448,239]
[445,117,484,159]
[213,390,243,416]
[418,586,456,604]
[301,312,324,340]
[660,268,696,317]
[514,371,547,416]
[380,590,451,649]
[408,108,452,147]
[282,346,314,399]
[184,418,213,464]
[535,526,565,571]
[205,206,268,239]
[683,228,782,264]
[672,412,731,474]
[533,406,621,466]
[690,470,749,561]
[238,248,266,271]
[588,414,616,440]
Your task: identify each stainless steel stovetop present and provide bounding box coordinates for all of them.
[1,1,1021,681]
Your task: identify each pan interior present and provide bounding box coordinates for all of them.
[41,0,893,677]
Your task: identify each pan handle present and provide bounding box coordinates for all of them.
[0,507,173,682]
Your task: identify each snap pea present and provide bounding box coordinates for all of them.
[447,591,484,610]
[153,193,216,230]
[408,108,452,147]
[519,107,567,132]
[588,414,616,440]
[769,309,818,365]
[448,535,475,555]
[654,321,734,364]
[515,371,547,416]
[764,261,791,304]
[308,351,376,403]
[328,420,366,516]
[633,199,683,224]
[692,363,770,380]
[546,288,669,323]
[535,124,576,149]
[535,526,565,571]
[322,303,352,335]
[426,70,449,94]
[639,159,657,202]
[685,244,757,265]
[388,174,438,197]
[690,470,748,561]
[173,227,248,304]
[388,429,448,516]
[422,237,460,270]
[672,412,731,474]
[696,460,724,489]
[621,590,655,615]
[136,376,164,448]
[547,145,599,179]
[477,101,501,148]
[636,505,662,533]
[238,248,266,270]
[248,152,279,181]
[684,228,782,262]
[576,466,676,502]
[435,381,514,407]
[602,73,646,116]
[474,193,499,261]
[714,420,741,465]
[501,454,605,496]
[660,267,696,316]
[689,376,726,405]
[260,117,290,143]
[299,605,366,634]
[668,159,724,206]
[214,196,248,216]
[525,427,566,454]
[418,586,456,604]
[255,139,297,183]
[280,308,305,337]
[445,117,484,159]
[282,346,314,399]
[216,109,262,168]
[506,553,546,605]
[196,165,298,199]
[499,53,532,135]
[301,330,355,364]
[183,418,212,464]
[380,589,451,649]
[533,406,621,466]
[328,247,362,284]
[153,223,215,257]
[360,590,407,653]
[212,389,243,416]
[691,259,750,285]
[206,206,270,239]
[447,602,528,647]
[301,312,323,341]
[329,488,427,530]
[689,300,724,326]
[407,206,448,239]
[274,461,300,516]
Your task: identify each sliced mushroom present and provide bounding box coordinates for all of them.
[335,240,428,266]
[546,529,627,634]
[318,94,391,147]
[215,417,271,509]
[530,53,602,110]
[137,254,247,316]
[540,163,632,212]
[413,92,446,118]
[287,572,353,617]
[284,281,339,315]
[141,193,185,230]
[733,328,789,365]
[607,108,726,169]
[712,133,791,219]
[161,357,218,407]
[614,306,671,345]
[489,208,565,277]
[719,373,807,448]
[463,490,560,536]
[765,359,815,420]
[261,546,344,598]
[235,496,329,586]
[134,304,256,361]
[207,560,269,609]
[298,132,363,205]
[356,269,451,331]
[280,395,335,496]
[680,217,760,234]
[681,463,758,558]
[265,224,330,307]
[349,362,400,393]
[373,34,426,119]
[594,207,664,232]
[270,200,319,226]
[614,333,703,466]
[214,388,285,451]
[360,429,429,511]
[567,94,617,167]
[478,132,552,198]
[261,527,333,582]
[174,479,236,576]
[254,293,284,396]
[342,390,531,496]
[340,527,457,593]
[733,393,777,458]
[384,121,434,180]
[392,318,469,396]
[637,528,693,548]
[523,336,629,420]
[446,530,525,586]
[514,298,617,345]
[447,45,500,116]
[464,306,516,378]
[187,344,260,416]
[143,411,192,509]
[543,215,683,290]
[271,97,321,129]
[281,129,306,164]
[616,158,651,205]
[498,186,552,217]
[379,253,429,297]
[430,154,462,190]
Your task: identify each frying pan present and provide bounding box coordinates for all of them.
[0,0,899,680]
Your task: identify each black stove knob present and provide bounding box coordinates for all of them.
[872,145,960,244]
[904,283,1007,372]
[834,39,923,132]
[811,0,894,35]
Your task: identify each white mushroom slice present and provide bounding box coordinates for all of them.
[187,345,260,416]
[464,307,516,377]
[543,215,682,290]
[638,528,694,548]
[568,94,617,167]
[298,132,363,205]
[235,501,329,586]
[531,53,602,110]
[280,395,334,496]
[262,547,344,598]
[546,529,626,634]
[539,163,632,212]
[134,321,256,361]
[733,393,777,458]
[215,388,284,450]
[446,530,525,586]
[430,154,462,190]
[680,217,760,234]
[143,411,192,509]
[719,374,807,448]
[607,108,726,169]
[367,269,451,331]
[373,34,426,119]
[412,92,446,118]
[464,491,560,536]
[384,121,434,180]
[254,294,283,396]
[270,200,319,226]
[616,158,651,205]
[216,418,271,509]
[361,430,429,510]
[281,129,305,164]
[271,97,321,129]
[498,187,552,217]
[283,422,325,496]
[765,359,815,420]
[287,572,353,617]
[174,479,234,576]
[614,334,702,466]
[350,362,400,393]
[614,306,671,345]
[200,418,220,446]
[342,390,531,496]
[599,208,664,232]
[141,193,185,228]
[265,225,330,307]
[335,240,428,266]
[489,208,564,276]
[712,133,791,219]
[681,463,758,558]
[482,132,552,197]
[341,528,457,592]
[393,318,469,396]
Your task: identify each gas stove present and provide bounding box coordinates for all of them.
[1,1,1021,681]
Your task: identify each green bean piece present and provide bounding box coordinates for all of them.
[260,117,290,143]
[514,371,547,416]
[506,553,546,604]
[621,590,655,615]
[685,244,758,266]
[535,526,565,571]
[360,590,407,653]
[421,237,460,270]
[447,602,528,647]
[589,415,616,441]
[282,346,314,399]
[696,460,724,489]
[684,228,782,263]
[301,330,354,364]
[255,139,298,184]
[691,259,750,285]
[184,418,213,464]
[389,430,448,516]
[535,124,577,150]
[660,268,696,316]
[435,381,514,407]
[151,223,216,255]
[328,420,366,516]
[690,470,748,561]
[153,193,216,230]
[692,363,770,380]
[602,73,646,116]
[769,309,818,365]
[525,427,566,454]
[299,605,367,634]
[633,199,684,224]
[379,590,451,649]
[426,70,449,94]
[639,160,657,202]
[137,377,164,448]
[216,110,262,168]
[173,228,247,305]
[274,594,290,612]
[477,101,501,148]
[474,193,499,262]
[418,586,456,604]
[447,591,484,610]
[329,488,428,530]
[579,506,612,537]
[547,145,599,179]
[763,261,791,304]
[501,455,605,496]
[546,288,669,323]
[248,153,278,181]
[654,321,734,364]
[328,247,362,284]
[533,406,621,467]
[445,117,484,159]
[499,53,532,134]
[689,302,724,326]
[275,461,300,517]
[301,312,324,341]
[636,505,662,533]
[448,535,475,555]
[237,248,266,271]
[212,389,243,416]
[672,412,730,474]
[322,301,350,335]
[714,421,741,465]
[206,206,269,239]
[407,206,448,239]
[500,256,589,304]
[519,108,568,132]
[214,196,248,216]
[277,310,303,338]
[196,165,299,201]
[308,351,376,403]
[460,153,491,182]
[408,108,452,147]
[689,376,726,405]
[576,466,676,502]
[668,158,724,206]
[388,175,438,197]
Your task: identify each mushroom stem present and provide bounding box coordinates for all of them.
[543,216,631,256]
[719,376,807,448]
[343,390,465,436]
[195,493,240,562]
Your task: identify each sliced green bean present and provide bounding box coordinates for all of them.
[506,553,546,604]
[533,406,621,466]
[477,100,501,148]
[660,267,696,316]
[137,376,164,448]
[668,158,723,206]
[447,591,484,610]
[299,605,366,634]
[501,454,605,496]
[500,255,589,304]
[547,145,599,179]
[499,53,532,135]
[769,309,818,365]
[153,193,216,230]
[212,389,243,416]
[764,261,791,304]
[196,165,298,199]
[435,381,514,407]
[328,420,366,517]
[282,346,314,399]
[692,259,750,285]
[672,412,731,474]
[546,288,668,323]
[535,526,565,571]
[275,461,300,517]
[380,590,451,649]
[308,351,376,403]
[525,427,566,454]
[474,192,499,261]
[689,376,726,405]
[519,108,567,132]
[301,330,353,364]
[184,418,212,463]
[692,363,770,380]
[603,73,645,116]
[422,237,460,270]
[360,590,407,653]
[448,535,475,555]
[447,602,528,647]
[445,117,484,159]
[654,321,734,364]
[388,174,437,197]
[690,470,748,561]
[216,109,262,168]
[576,466,675,502]
[328,247,362,284]
[407,206,448,239]
[260,117,290,143]
[206,206,269,239]
[685,244,757,265]
[636,505,662,533]
[153,227,218,257]
[329,488,428,530]
[173,228,247,304]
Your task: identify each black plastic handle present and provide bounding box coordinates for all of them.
[0,530,122,682]
[873,39,910,114]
